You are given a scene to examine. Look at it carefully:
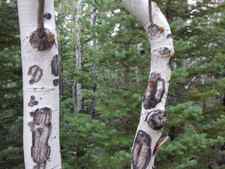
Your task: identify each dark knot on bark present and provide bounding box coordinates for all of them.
[148,24,164,38]
[145,110,167,130]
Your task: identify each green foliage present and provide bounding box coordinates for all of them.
[61,114,131,169]
[0,1,23,169]
[58,0,225,168]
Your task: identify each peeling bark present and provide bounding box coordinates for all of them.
[122,0,175,168]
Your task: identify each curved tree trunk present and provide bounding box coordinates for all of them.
[122,0,175,169]
[17,0,62,168]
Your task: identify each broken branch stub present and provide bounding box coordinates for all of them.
[29,0,55,51]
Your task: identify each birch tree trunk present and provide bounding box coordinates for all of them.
[122,0,175,169]
[17,0,62,168]
[73,0,83,113]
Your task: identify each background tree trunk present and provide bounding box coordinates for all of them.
[90,6,97,118]
[122,0,175,169]
[73,0,83,114]
[17,0,62,168]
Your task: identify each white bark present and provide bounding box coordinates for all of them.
[122,0,175,169]
[73,0,83,113]
[17,0,62,169]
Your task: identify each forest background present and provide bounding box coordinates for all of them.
[0,0,225,169]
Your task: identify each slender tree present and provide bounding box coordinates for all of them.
[17,0,62,168]
[73,0,83,113]
[122,0,175,169]
[90,5,97,118]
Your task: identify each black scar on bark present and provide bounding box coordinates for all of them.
[148,24,164,38]
[28,65,43,84]
[159,47,171,57]
[132,130,152,169]
[30,28,55,51]
[28,96,39,107]
[145,110,167,130]
[43,13,52,20]
[143,72,165,109]
[28,107,52,169]
[51,55,59,77]
[53,79,59,86]
[167,33,172,39]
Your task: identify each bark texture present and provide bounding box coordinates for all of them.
[122,0,175,169]
[17,0,62,168]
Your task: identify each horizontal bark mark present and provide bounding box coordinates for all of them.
[29,107,52,169]
[132,130,152,169]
